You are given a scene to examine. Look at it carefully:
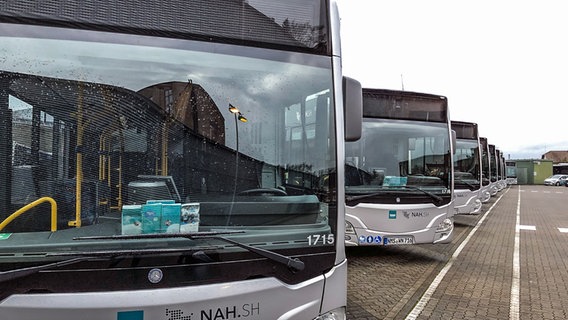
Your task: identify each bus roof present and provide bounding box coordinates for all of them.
[451,120,479,140]
[362,88,448,123]
[0,0,329,54]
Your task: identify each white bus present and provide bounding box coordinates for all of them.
[478,137,492,203]
[499,152,509,189]
[488,144,499,196]
[0,1,363,319]
[451,121,482,215]
[495,149,506,191]
[506,160,518,185]
[344,89,455,246]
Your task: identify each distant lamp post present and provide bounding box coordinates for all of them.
[237,114,247,122]
[229,103,247,122]
[228,104,247,154]
[228,103,247,215]
[228,104,239,113]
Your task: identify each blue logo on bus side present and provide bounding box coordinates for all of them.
[388,210,397,219]
[117,310,144,320]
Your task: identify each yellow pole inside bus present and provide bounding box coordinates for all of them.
[70,83,83,227]
[99,135,105,181]
[117,152,123,209]
[162,122,168,176]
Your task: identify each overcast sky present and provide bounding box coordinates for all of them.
[335,0,568,160]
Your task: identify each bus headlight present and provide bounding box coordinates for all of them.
[436,218,453,233]
[345,221,356,235]
[313,307,346,320]
[473,199,482,211]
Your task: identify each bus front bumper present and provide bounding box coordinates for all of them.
[344,216,454,246]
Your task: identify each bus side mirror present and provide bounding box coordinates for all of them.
[343,76,362,142]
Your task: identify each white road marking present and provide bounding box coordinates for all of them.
[405,189,508,320]
[517,225,535,231]
[558,228,568,233]
[510,187,521,320]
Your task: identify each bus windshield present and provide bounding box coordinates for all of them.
[454,139,481,190]
[345,119,451,204]
[489,145,498,182]
[345,89,452,206]
[0,23,336,277]
[480,137,491,186]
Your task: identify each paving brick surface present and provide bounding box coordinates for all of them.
[347,185,568,319]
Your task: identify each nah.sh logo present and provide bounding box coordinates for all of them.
[388,210,397,219]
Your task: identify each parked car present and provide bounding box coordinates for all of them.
[544,174,568,186]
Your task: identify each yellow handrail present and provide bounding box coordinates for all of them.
[0,197,58,232]
[162,122,168,176]
[70,82,84,228]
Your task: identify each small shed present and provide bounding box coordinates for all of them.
[513,159,553,185]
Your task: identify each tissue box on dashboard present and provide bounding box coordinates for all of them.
[121,201,196,234]
[180,203,200,233]
[141,203,162,234]
[121,204,142,235]
[161,203,182,233]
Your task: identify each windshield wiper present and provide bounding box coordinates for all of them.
[346,186,443,204]
[400,185,443,203]
[0,232,246,284]
[74,231,305,272]
[455,179,479,190]
[345,190,387,202]
[0,240,229,284]
[0,256,92,283]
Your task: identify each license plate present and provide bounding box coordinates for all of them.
[383,236,414,245]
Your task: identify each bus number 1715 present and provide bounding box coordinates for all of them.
[307,234,335,246]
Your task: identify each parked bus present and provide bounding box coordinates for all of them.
[344,89,455,246]
[478,137,492,203]
[500,153,509,188]
[451,121,482,214]
[0,1,363,319]
[495,149,506,191]
[488,144,499,196]
[506,160,518,185]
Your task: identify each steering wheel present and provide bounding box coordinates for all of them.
[237,188,287,196]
